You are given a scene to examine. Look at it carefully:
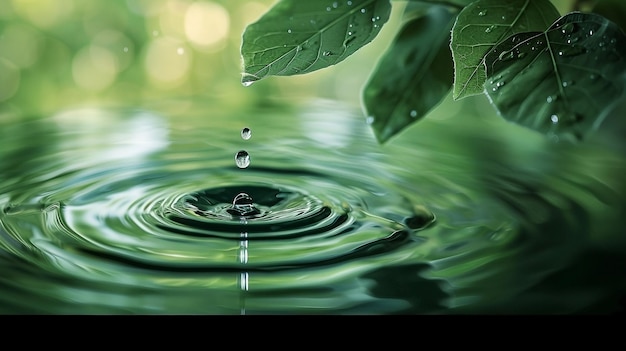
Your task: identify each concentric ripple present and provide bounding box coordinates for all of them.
[1,99,625,314]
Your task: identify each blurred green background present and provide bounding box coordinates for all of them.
[0,0,599,121]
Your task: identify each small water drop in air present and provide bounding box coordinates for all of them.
[235,150,250,169]
[551,114,559,124]
[241,127,251,140]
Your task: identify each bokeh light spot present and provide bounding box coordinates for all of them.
[144,37,191,88]
[184,1,230,50]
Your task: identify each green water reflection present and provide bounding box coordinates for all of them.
[1,0,625,314]
[0,95,625,314]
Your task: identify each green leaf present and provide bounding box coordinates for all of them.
[450,0,560,100]
[362,6,456,143]
[240,0,391,86]
[484,12,626,141]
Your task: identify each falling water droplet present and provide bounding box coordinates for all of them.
[241,127,251,140]
[235,150,250,169]
[550,114,559,124]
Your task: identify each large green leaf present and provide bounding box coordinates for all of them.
[450,0,560,100]
[240,0,391,86]
[484,12,626,141]
[362,6,456,143]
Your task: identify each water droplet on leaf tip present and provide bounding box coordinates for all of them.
[242,81,254,87]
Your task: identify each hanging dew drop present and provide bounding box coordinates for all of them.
[241,127,251,140]
[235,150,250,169]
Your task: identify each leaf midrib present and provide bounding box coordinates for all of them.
[456,0,531,98]
[246,0,380,79]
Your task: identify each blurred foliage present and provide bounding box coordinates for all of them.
[0,0,405,118]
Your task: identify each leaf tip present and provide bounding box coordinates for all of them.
[241,73,260,87]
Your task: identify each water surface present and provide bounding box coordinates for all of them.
[1,97,625,314]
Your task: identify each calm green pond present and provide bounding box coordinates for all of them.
[1,96,625,314]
